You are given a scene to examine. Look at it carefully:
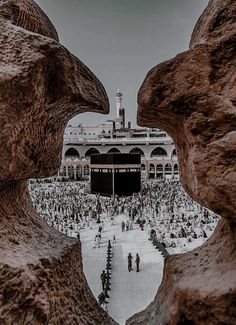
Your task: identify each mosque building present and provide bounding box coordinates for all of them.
[58,90,179,180]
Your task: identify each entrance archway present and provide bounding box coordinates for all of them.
[151,147,167,158]
[85,148,100,159]
[65,147,80,159]
[108,148,121,153]
[129,147,145,157]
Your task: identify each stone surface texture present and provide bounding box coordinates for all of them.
[0,1,115,324]
[127,0,236,324]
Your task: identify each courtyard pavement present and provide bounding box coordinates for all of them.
[80,215,164,325]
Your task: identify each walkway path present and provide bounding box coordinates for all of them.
[80,215,164,325]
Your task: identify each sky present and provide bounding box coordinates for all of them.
[35,0,208,127]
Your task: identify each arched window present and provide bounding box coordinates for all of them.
[151,147,167,158]
[172,149,177,156]
[174,163,179,172]
[148,163,155,179]
[156,164,163,172]
[85,148,100,159]
[64,148,80,159]
[156,164,164,179]
[84,164,90,176]
[129,147,145,157]
[108,148,121,153]
[141,164,146,171]
[68,166,75,179]
[76,165,82,179]
[164,163,172,173]
[149,163,155,172]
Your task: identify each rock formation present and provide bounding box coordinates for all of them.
[127,0,236,324]
[0,0,115,324]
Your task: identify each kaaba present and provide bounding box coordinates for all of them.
[90,153,141,196]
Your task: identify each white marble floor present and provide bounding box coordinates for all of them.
[80,215,164,325]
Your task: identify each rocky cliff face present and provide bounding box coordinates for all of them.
[0,1,115,324]
[127,0,236,324]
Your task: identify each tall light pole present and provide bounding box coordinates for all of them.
[112,167,115,196]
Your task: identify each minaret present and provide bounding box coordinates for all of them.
[116,89,122,119]
[115,89,125,129]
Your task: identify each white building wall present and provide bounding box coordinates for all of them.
[60,123,179,181]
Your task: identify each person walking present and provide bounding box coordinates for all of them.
[127,253,133,272]
[94,233,100,248]
[100,270,106,291]
[135,253,140,272]
[98,233,102,245]
[121,221,125,232]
